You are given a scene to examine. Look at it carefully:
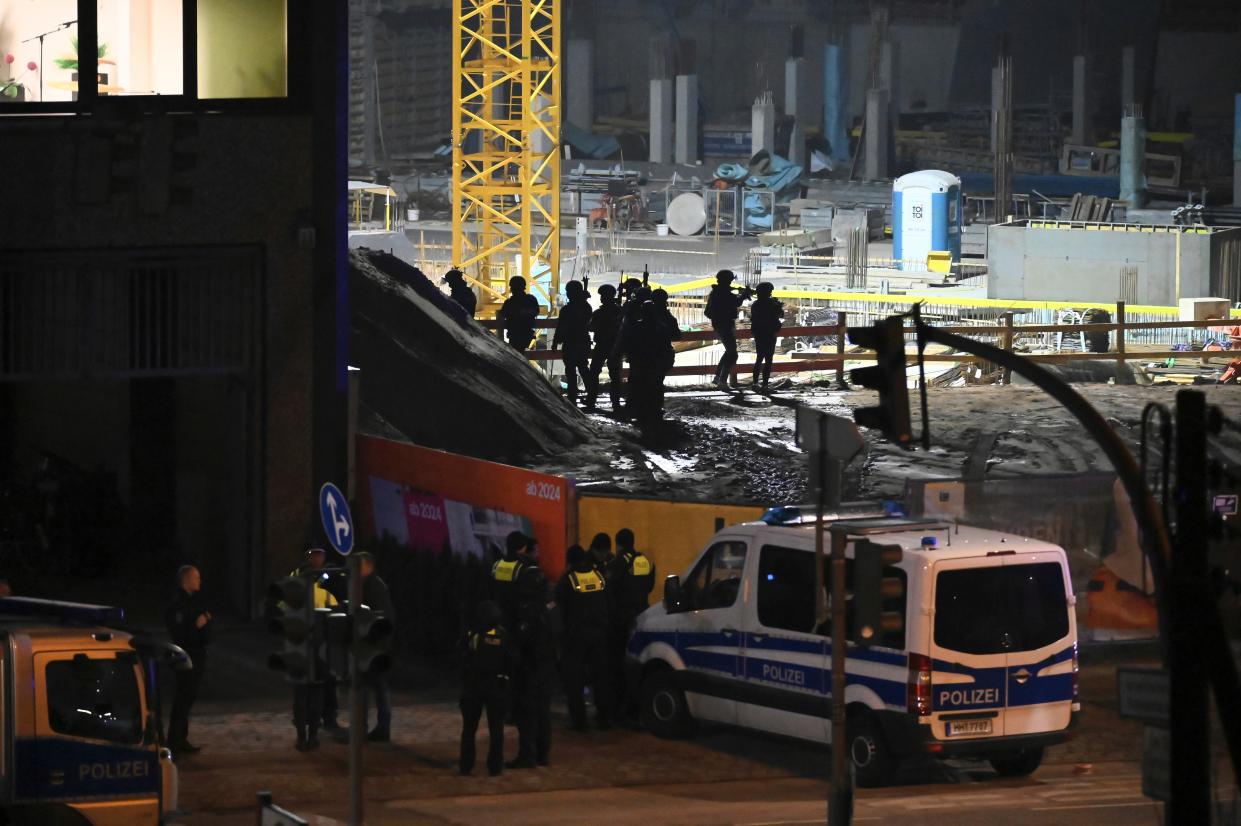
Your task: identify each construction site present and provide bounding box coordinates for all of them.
[341,0,1241,623]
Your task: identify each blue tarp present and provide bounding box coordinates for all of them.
[715,154,804,230]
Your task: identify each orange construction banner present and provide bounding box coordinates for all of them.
[356,435,572,582]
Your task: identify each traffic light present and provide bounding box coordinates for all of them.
[851,540,905,647]
[848,316,913,448]
[353,606,393,676]
[267,574,317,683]
[325,610,352,681]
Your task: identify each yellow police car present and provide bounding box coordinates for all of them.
[0,597,180,824]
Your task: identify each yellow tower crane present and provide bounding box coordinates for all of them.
[452,0,561,317]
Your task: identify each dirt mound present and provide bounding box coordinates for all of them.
[350,249,594,460]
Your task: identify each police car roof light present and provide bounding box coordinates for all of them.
[762,506,803,525]
[0,596,124,626]
[921,535,938,548]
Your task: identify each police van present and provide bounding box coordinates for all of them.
[628,514,1080,785]
[0,597,181,824]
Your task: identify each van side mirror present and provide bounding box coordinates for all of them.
[663,575,686,613]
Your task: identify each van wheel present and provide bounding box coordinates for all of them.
[848,713,896,787]
[989,747,1044,778]
[640,670,693,739]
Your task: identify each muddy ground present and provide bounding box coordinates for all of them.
[529,383,1241,506]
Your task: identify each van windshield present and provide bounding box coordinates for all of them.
[46,655,144,744]
[934,563,1069,655]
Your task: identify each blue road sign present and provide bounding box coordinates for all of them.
[319,482,355,555]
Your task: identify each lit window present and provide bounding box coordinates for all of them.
[0,0,78,103]
[96,0,185,96]
[197,0,287,99]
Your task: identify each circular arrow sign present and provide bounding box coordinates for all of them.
[318,482,355,555]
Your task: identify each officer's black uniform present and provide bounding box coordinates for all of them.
[444,270,478,318]
[165,580,211,753]
[587,286,623,411]
[497,277,540,352]
[622,292,682,429]
[553,283,593,406]
[492,532,554,767]
[556,546,612,730]
[607,532,656,716]
[705,270,752,388]
[459,601,512,776]
[749,285,784,389]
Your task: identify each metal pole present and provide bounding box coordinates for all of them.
[1169,390,1210,825]
[828,527,851,825]
[348,554,364,826]
[813,417,828,628]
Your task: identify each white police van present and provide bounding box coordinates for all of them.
[628,514,1080,785]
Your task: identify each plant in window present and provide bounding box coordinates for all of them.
[1,55,38,100]
[54,37,108,72]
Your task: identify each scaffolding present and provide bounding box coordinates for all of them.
[452,0,561,316]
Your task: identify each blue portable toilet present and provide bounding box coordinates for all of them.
[893,170,962,269]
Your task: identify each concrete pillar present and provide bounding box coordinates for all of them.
[864,88,889,181]
[1071,54,1089,146]
[1120,108,1147,209]
[1233,93,1241,206]
[1121,45,1136,112]
[362,10,377,167]
[649,78,674,164]
[785,57,806,166]
[880,39,898,122]
[990,65,1001,154]
[566,38,593,128]
[752,92,776,156]
[675,74,699,165]
[823,43,849,165]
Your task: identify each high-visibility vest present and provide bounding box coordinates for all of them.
[492,558,525,583]
[285,568,338,610]
[623,550,653,578]
[568,568,605,593]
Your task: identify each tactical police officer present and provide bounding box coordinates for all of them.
[587,284,623,412]
[553,281,594,407]
[496,276,541,352]
[556,545,612,731]
[443,269,478,318]
[705,270,753,389]
[749,281,784,390]
[622,289,682,429]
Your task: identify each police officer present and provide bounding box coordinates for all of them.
[749,281,784,390]
[609,529,656,718]
[166,565,212,757]
[286,548,339,751]
[493,531,555,768]
[496,276,541,352]
[622,289,682,429]
[705,269,753,389]
[556,544,612,731]
[459,600,512,776]
[553,281,593,407]
[587,284,623,412]
[356,552,395,742]
[588,532,615,579]
[443,269,478,318]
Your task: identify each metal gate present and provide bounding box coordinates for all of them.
[0,246,262,381]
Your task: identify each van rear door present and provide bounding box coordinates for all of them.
[928,555,1009,740]
[997,552,1076,738]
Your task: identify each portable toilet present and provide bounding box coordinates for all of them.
[893,170,962,270]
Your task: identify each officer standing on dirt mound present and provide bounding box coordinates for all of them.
[587,283,624,412]
[623,289,681,429]
[443,269,478,318]
[497,276,540,352]
[705,269,752,390]
[553,280,594,407]
[749,281,784,390]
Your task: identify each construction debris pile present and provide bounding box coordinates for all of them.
[349,249,595,460]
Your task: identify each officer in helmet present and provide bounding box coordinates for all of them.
[496,275,541,352]
[587,283,624,412]
[442,269,478,318]
[553,280,594,407]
